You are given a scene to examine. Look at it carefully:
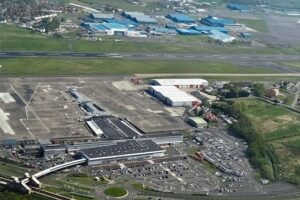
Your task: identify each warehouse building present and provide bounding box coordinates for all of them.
[208,30,236,43]
[148,26,177,35]
[151,79,208,89]
[176,28,201,35]
[166,13,196,23]
[191,25,228,33]
[104,19,138,28]
[201,16,235,27]
[90,12,114,20]
[149,86,200,107]
[79,140,165,165]
[227,3,251,12]
[86,116,141,139]
[187,117,208,128]
[123,11,157,24]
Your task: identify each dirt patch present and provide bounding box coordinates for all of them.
[258,115,297,133]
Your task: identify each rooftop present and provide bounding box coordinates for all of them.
[152,79,208,86]
[189,117,207,124]
[150,85,200,103]
[80,140,163,159]
[167,13,196,23]
[201,16,235,27]
[208,30,236,43]
[90,12,114,19]
[192,25,228,33]
[103,22,127,30]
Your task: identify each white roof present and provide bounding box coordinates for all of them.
[150,86,200,103]
[152,79,208,86]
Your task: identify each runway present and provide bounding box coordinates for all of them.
[1,51,300,73]
[0,51,300,62]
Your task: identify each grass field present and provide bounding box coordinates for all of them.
[0,161,27,177]
[0,24,293,54]
[282,62,300,68]
[234,18,269,32]
[234,99,300,184]
[104,187,127,197]
[0,57,276,76]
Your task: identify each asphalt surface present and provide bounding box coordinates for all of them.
[1,51,300,61]
[1,51,300,73]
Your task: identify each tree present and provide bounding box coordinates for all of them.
[253,83,266,97]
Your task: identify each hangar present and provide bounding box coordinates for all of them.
[86,116,141,139]
[166,13,196,24]
[148,86,200,107]
[151,79,208,89]
[123,11,157,24]
[201,16,235,27]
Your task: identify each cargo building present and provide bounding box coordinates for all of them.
[149,86,200,107]
[166,13,196,24]
[151,79,208,89]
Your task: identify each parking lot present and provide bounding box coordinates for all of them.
[178,127,266,196]
[90,157,219,194]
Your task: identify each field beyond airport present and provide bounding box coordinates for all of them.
[234,99,300,185]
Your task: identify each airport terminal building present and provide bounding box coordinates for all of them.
[79,140,165,165]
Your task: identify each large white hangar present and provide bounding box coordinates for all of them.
[149,85,200,107]
[151,79,208,89]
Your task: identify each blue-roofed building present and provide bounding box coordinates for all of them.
[102,22,127,30]
[191,25,228,33]
[104,19,138,28]
[208,30,236,43]
[240,32,251,39]
[90,12,114,20]
[81,22,128,36]
[123,11,157,24]
[81,22,108,32]
[227,3,251,12]
[166,13,196,23]
[201,16,235,27]
[176,29,201,35]
[149,26,177,35]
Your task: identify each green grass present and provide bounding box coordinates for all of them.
[285,139,300,155]
[234,99,300,139]
[67,175,107,186]
[234,18,269,32]
[132,182,145,190]
[104,187,127,197]
[233,99,300,184]
[0,161,27,177]
[0,57,276,76]
[44,186,92,200]
[282,62,300,68]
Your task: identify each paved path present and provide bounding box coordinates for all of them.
[135,73,300,78]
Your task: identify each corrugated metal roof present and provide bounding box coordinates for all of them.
[189,117,207,124]
[208,30,236,43]
[91,12,114,19]
[152,79,208,86]
[167,13,196,23]
[201,16,235,27]
[192,25,228,33]
[150,86,200,103]
[124,11,157,23]
[103,22,127,30]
